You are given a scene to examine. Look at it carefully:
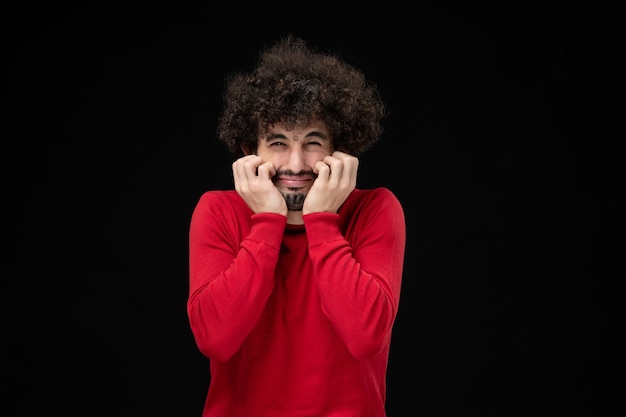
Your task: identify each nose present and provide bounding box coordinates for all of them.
[283,146,306,172]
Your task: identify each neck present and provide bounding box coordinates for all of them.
[287,211,304,225]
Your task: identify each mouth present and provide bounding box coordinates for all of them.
[273,170,317,190]
[275,177,312,189]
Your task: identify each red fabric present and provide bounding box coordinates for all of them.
[188,187,406,417]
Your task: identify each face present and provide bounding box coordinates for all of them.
[256,119,334,211]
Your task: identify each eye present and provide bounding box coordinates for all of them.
[269,141,286,147]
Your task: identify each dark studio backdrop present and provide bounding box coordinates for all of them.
[2,2,624,416]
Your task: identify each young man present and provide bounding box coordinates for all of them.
[188,35,406,416]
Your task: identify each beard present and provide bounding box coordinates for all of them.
[281,190,306,211]
[274,169,315,211]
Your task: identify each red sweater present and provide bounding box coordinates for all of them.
[188,187,406,417]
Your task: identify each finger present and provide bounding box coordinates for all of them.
[314,160,331,181]
[233,155,260,189]
[256,161,276,180]
[232,159,245,188]
[323,155,344,185]
[241,155,263,181]
[331,154,359,188]
[331,150,349,159]
[331,151,359,169]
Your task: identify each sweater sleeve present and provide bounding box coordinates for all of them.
[303,188,406,359]
[187,191,287,362]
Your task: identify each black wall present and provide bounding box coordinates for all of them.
[2,3,624,416]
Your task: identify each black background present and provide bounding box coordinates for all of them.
[2,2,624,416]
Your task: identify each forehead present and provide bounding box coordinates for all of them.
[266,118,329,136]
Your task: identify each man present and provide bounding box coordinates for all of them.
[188,35,406,416]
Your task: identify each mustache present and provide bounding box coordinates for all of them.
[274,169,317,178]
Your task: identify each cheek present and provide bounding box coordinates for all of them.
[307,149,332,162]
[255,147,275,161]
[302,154,326,169]
[305,153,321,161]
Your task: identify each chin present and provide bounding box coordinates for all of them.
[282,192,306,211]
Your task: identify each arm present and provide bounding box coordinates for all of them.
[187,192,287,362]
[304,188,406,359]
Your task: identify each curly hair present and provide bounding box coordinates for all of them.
[216,35,386,158]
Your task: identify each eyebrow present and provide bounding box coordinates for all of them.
[265,130,329,141]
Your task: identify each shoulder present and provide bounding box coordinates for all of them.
[193,190,251,218]
[197,190,245,207]
[337,187,406,240]
[345,187,403,208]
[340,187,405,218]
[190,190,254,238]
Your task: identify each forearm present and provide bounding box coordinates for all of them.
[305,208,405,359]
[188,207,286,361]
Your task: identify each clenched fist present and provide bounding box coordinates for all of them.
[303,151,359,215]
[232,155,288,217]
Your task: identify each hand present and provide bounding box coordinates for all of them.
[232,155,288,216]
[302,151,358,215]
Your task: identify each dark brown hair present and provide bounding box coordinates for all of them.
[217,35,386,157]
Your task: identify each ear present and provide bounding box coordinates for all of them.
[240,145,252,155]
